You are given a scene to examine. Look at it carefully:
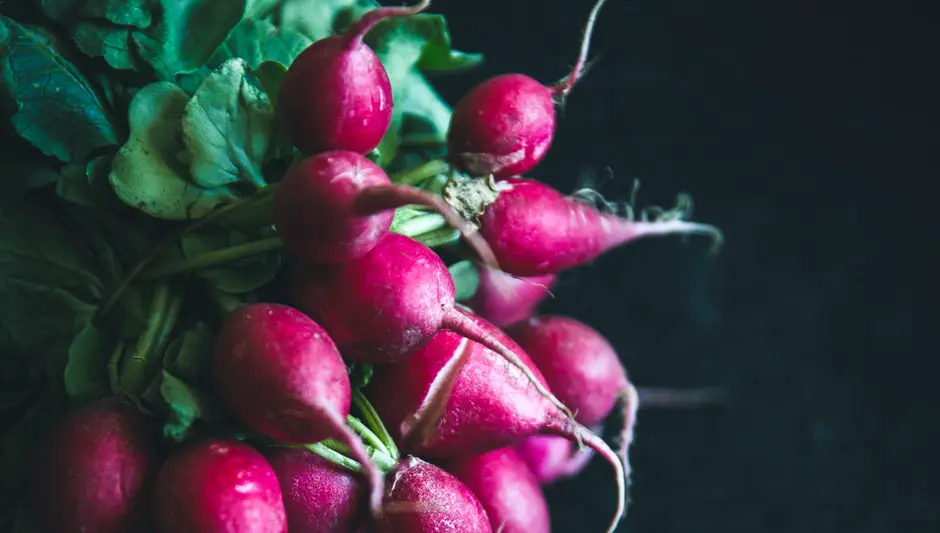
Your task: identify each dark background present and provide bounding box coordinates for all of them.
[432,0,937,531]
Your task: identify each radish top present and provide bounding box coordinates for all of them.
[278,1,431,155]
[446,0,609,178]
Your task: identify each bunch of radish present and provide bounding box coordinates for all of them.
[28,1,725,532]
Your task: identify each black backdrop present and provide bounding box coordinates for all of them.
[430,0,937,532]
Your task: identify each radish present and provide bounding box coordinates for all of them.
[278,0,431,155]
[515,434,595,485]
[289,232,571,419]
[31,398,158,533]
[154,438,286,533]
[507,316,626,427]
[266,447,367,533]
[444,448,550,533]
[364,329,627,533]
[446,0,608,178]
[378,456,492,533]
[274,150,496,266]
[213,303,385,519]
[445,176,724,277]
[465,265,556,327]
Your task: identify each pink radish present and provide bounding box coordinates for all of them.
[266,447,367,533]
[447,176,723,277]
[446,0,608,178]
[31,398,158,533]
[444,448,550,533]
[465,264,556,327]
[274,150,496,266]
[154,438,286,533]
[278,0,431,154]
[507,315,640,474]
[213,303,385,519]
[289,232,572,419]
[364,329,627,533]
[508,316,627,427]
[515,434,595,485]
[378,456,492,533]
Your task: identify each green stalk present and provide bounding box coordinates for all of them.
[353,390,399,460]
[414,227,461,248]
[305,442,364,472]
[138,236,284,280]
[390,159,450,186]
[118,281,171,396]
[347,415,390,457]
[390,212,447,237]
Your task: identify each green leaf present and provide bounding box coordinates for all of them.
[56,154,115,208]
[41,0,153,27]
[0,16,119,162]
[181,58,275,190]
[72,21,141,71]
[63,322,116,404]
[211,18,311,70]
[366,14,483,75]
[448,260,480,302]
[180,227,281,293]
[276,0,375,42]
[109,81,241,220]
[0,198,105,369]
[160,370,226,442]
[163,322,215,385]
[257,60,288,103]
[134,1,248,81]
[363,13,476,165]
[0,160,58,212]
[348,361,374,389]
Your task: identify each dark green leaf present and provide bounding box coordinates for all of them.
[0,16,119,162]
[276,0,374,42]
[160,370,226,442]
[257,60,288,104]
[210,19,311,71]
[163,322,215,385]
[348,361,374,388]
[72,21,141,71]
[41,0,153,28]
[0,160,58,212]
[180,227,281,294]
[366,14,483,74]
[448,260,480,302]
[63,321,116,404]
[134,0,248,81]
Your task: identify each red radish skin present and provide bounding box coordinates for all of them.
[508,316,626,427]
[213,303,385,519]
[465,265,556,327]
[364,330,627,533]
[378,456,492,533]
[278,0,431,154]
[515,435,594,485]
[154,438,286,533]
[444,448,550,533]
[274,150,497,267]
[460,177,723,277]
[289,232,571,418]
[446,0,608,178]
[31,398,158,533]
[266,447,367,533]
